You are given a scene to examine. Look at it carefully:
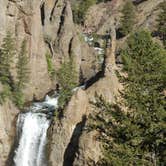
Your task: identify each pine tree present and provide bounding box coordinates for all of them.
[0,31,15,102]
[119,1,136,36]
[157,1,166,47]
[56,58,77,109]
[0,31,15,86]
[16,39,29,89]
[72,0,97,24]
[14,39,29,107]
[120,30,166,165]
[89,30,166,165]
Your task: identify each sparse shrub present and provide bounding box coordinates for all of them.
[45,52,55,79]
[72,0,112,24]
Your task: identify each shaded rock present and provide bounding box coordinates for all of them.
[73,131,102,166]
[86,72,119,104]
[71,34,100,83]
[0,101,19,166]
[44,0,74,59]
[49,89,88,166]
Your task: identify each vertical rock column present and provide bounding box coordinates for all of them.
[105,20,116,77]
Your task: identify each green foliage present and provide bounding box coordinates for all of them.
[0,85,12,103]
[157,1,166,47]
[16,40,29,89]
[12,89,25,108]
[58,89,73,110]
[0,34,29,108]
[14,39,29,108]
[119,1,136,36]
[0,31,15,86]
[45,52,55,79]
[0,32,15,101]
[122,31,166,165]
[72,0,97,24]
[89,97,145,166]
[89,30,166,165]
[56,59,77,109]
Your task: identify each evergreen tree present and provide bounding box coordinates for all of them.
[0,84,12,103]
[89,30,166,165]
[119,1,136,36]
[16,39,29,89]
[122,31,166,165]
[14,39,29,107]
[56,59,77,109]
[72,0,97,24]
[157,1,166,47]
[0,31,15,86]
[0,31,15,102]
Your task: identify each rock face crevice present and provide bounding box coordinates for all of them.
[40,2,45,26]
[49,0,59,22]
[57,3,67,36]
[1,0,163,165]
[68,37,73,57]
[63,115,87,166]
[0,0,101,165]
[48,89,89,166]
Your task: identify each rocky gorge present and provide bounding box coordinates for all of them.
[0,0,165,166]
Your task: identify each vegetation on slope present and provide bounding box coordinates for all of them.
[89,30,166,165]
[72,0,112,25]
[119,0,136,36]
[0,33,30,108]
[45,52,55,80]
[0,32,15,102]
[157,1,166,47]
[56,58,77,109]
[14,40,30,108]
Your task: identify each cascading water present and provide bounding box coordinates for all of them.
[13,94,58,166]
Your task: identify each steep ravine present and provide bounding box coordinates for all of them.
[0,0,164,166]
[0,0,100,165]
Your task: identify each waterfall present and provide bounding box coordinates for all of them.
[13,95,58,166]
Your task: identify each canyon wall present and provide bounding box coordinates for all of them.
[0,0,164,165]
[0,0,99,165]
